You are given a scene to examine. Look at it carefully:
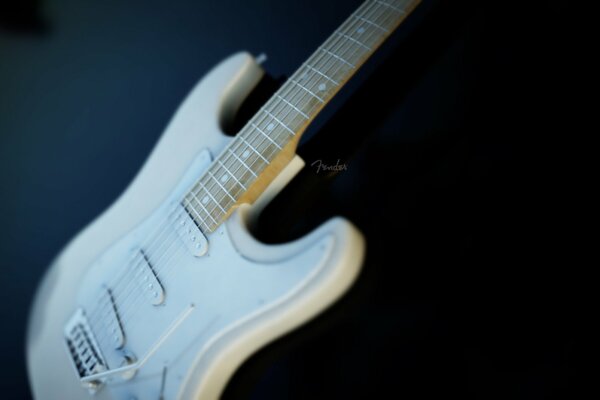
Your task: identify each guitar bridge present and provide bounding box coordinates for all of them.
[64,308,107,392]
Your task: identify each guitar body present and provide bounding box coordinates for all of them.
[26,52,365,399]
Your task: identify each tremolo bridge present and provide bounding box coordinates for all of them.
[63,195,208,394]
[64,301,195,393]
[64,308,109,392]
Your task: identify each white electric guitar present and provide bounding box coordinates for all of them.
[26,1,421,398]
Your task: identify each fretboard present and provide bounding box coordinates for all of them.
[183,0,420,233]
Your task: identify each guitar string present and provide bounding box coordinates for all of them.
[89,0,393,350]
[89,0,397,350]
[88,0,382,327]
[89,0,392,350]
[90,4,398,354]
[178,0,392,228]
[178,0,403,225]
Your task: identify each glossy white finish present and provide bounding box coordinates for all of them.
[27,52,365,399]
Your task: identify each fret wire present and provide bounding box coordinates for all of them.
[264,0,408,222]
[305,4,368,90]
[248,104,293,158]
[227,148,257,177]
[239,0,375,169]
[285,1,372,111]
[335,31,371,50]
[199,182,227,213]
[297,3,373,122]
[298,62,335,99]
[351,4,389,47]
[188,188,216,225]
[310,32,356,85]
[248,102,282,149]
[185,82,281,228]
[206,170,236,202]
[238,0,379,179]
[303,62,339,85]
[250,123,283,149]
[273,88,310,131]
[353,14,389,33]
[262,108,296,135]
[239,135,270,164]
[214,94,284,208]
[182,197,212,231]
[325,1,390,78]
[238,107,291,171]
[217,159,247,190]
[245,122,280,161]
[183,0,419,232]
[314,0,391,112]
[244,1,366,169]
[190,166,230,220]
[289,79,325,102]
[324,1,373,68]
[276,94,310,119]
[216,162,241,199]
[240,129,280,172]
[187,192,218,225]
[343,5,383,58]
[286,6,362,115]
[237,134,264,168]
[230,100,284,178]
[186,192,213,229]
[263,104,295,144]
[319,46,356,68]
[219,1,385,225]
[236,120,273,164]
[262,73,312,145]
[330,8,374,68]
[376,1,406,15]
[350,2,385,42]
[199,173,228,216]
[290,65,327,114]
[217,157,249,197]
[365,1,399,33]
[258,39,342,153]
[264,0,382,159]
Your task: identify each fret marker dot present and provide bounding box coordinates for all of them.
[242,150,250,158]
[318,83,327,91]
[267,123,275,131]
[357,27,365,34]
[220,174,228,183]
[202,196,209,204]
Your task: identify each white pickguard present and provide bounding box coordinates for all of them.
[26,52,365,400]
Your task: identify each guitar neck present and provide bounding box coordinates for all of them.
[184,0,421,233]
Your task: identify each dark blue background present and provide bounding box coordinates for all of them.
[0,0,584,399]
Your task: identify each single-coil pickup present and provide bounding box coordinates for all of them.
[173,203,209,257]
[103,287,126,349]
[132,249,166,306]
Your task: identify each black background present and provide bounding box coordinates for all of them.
[0,0,585,399]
